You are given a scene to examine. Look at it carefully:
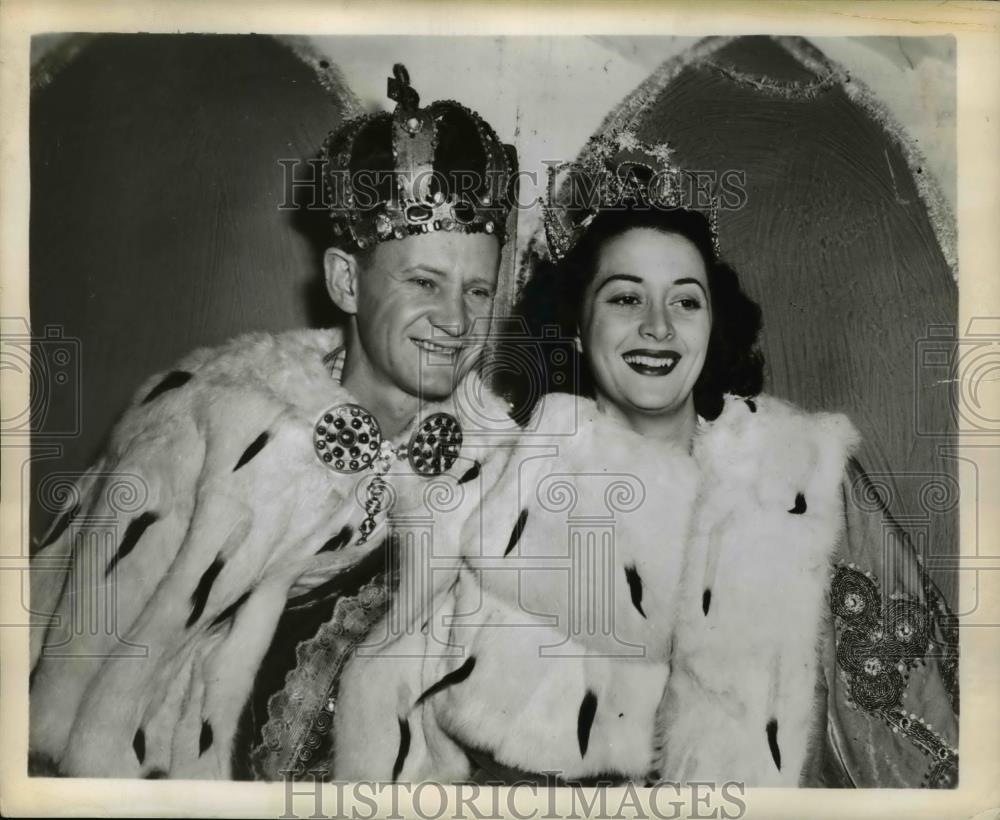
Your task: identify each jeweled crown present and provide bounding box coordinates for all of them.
[543,126,721,261]
[323,64,516,250]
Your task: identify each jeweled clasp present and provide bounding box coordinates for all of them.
[313,403,382,473]
[407,412,462,476]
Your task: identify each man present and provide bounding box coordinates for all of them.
[28,64,517,779]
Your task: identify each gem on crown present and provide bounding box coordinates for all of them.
[321,64,516,251]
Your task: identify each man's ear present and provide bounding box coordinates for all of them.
[324,247,359,315]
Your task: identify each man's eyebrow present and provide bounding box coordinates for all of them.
[398,266,495,290]
[400,265,448,277]
[594,273,643,294]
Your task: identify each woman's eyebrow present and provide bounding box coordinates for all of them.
[673,277,708,295]
[594,273,643,294]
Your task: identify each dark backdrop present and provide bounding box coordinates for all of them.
[29,33,355,544]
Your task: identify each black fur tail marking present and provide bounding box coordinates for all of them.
[133,728,146,764]
[234,431,270,471]
[578,690,598,757]
[199,720,214,756]
[317,525,353,554]
[187,555,225,628]
[392,718,411,782]
[504,509,529,556]
[625,564,646,618]
[766,718,781,771]
[457,461,481,485]
[143,370,193,404]
[416,657,476,705]
[105,511,160,578]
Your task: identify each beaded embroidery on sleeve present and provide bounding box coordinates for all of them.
[830,562,958,787]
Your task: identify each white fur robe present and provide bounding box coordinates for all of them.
[657,394,860,785]
[29,328,510,779]
[331,393,959,787]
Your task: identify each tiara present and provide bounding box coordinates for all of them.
[322,64,516,250]
[542,126,721,261]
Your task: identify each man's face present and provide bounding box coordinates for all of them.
[351,231,501,402]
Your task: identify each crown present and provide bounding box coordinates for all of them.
[542,126,720,261]
[322,64,516,250]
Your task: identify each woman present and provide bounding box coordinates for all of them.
[330,149,958,788]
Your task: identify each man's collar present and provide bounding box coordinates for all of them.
[323,345,347,384]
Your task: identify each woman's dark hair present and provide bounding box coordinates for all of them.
[506,206,764,422]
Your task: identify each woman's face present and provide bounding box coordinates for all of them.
[579,227,712,420]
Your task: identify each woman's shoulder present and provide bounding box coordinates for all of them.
[704,393,861,457]
[521,391,694,482]
[525,391,656,447]
[694,393,861,501]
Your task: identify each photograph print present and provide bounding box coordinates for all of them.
[21,30,963,794]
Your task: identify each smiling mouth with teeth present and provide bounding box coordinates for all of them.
[413,338,461,357]
[622,349,681,376]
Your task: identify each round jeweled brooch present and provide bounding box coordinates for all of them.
[313,404,463,477]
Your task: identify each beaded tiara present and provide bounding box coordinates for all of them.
[543,126,721,262]
[322,64,517,251]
